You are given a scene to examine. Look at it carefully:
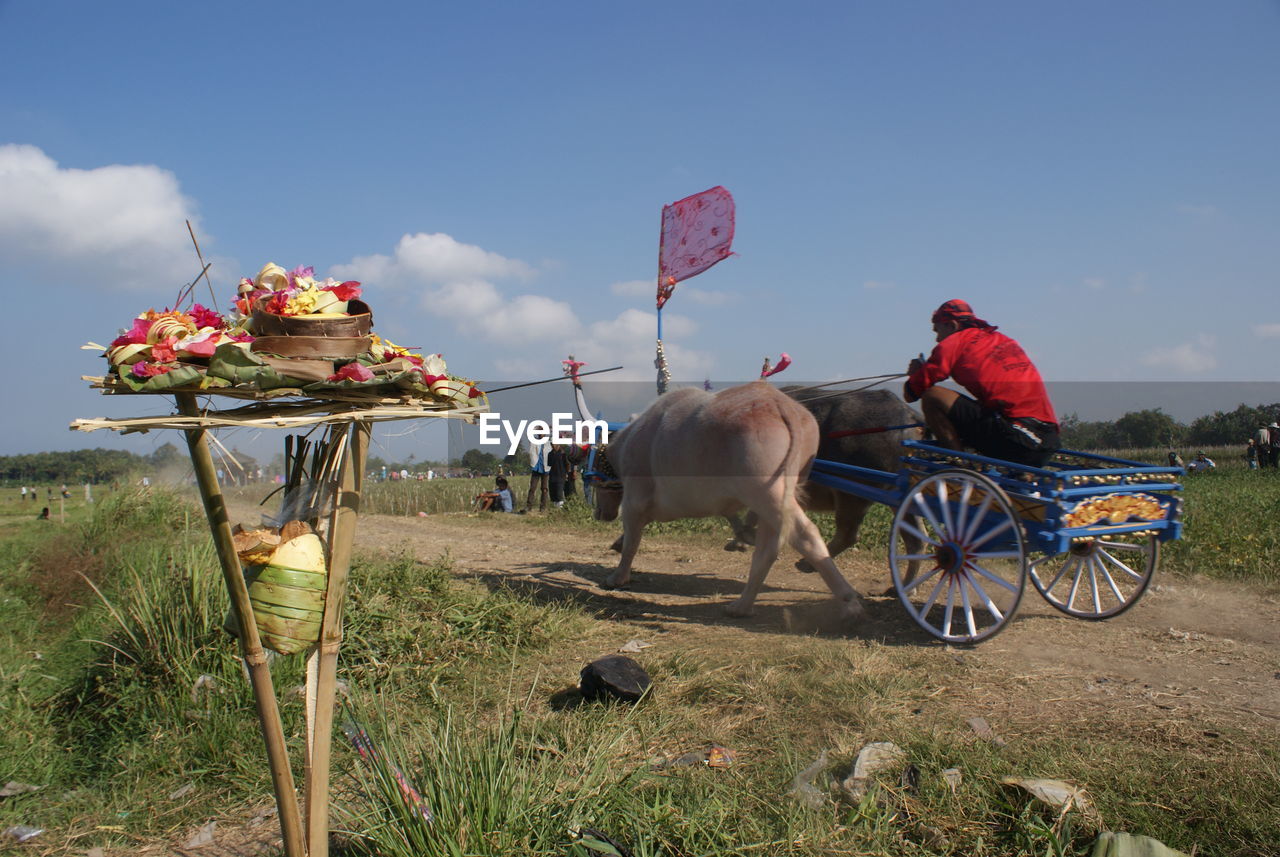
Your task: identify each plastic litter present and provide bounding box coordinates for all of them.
[787,749,829,809]
[1001,776,1094,816]
[841,741,906,801]
[183,820,217,848]
[2,825,43,843]
[941,767,963,793]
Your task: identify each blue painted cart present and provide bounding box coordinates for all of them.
[809,441,1184,644]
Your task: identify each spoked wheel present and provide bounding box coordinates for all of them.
[889,469,1027,644]
[1028,533,1158,620]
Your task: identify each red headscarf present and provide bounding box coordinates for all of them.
[931,299,996,330]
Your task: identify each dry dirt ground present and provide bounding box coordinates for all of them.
[127,506,1280,857]
[350,511,1280,728]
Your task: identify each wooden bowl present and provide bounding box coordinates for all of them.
[251,298,373,338]
[250,335,373,360]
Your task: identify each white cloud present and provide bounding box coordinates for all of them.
[331,232,534,288]
[1140,334,1216,373]
[552,308,711,383]
[335,238,715,385]
[0,144,208,290]
[1083,277,1106,290]
[421,282,579,344]
[1253,324,1280,339]
[333,234,573,347]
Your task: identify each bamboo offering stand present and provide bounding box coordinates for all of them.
[72,385,485,857]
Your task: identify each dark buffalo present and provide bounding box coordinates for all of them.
[727,388,922,572]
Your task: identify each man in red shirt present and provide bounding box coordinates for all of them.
[904,299,1059,467]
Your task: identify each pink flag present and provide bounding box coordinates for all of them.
[760,353,792,379]
[657,186,735,309]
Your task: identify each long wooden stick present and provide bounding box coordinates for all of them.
[185,220,220,311]
[305,422,369,857]
[176,393,307,857]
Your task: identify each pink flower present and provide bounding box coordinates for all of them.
[190,304,225,330]
[150,338,177,363]
[179,331,221,358]
[265,292,293,315]
[327,363,374,383]
[287,265,315,288]
[330,281,362,301]
[110,317,154,347]
[130,361,172,379]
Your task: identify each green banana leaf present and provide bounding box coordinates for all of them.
[206,343,296,389]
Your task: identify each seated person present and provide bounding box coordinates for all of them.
[474,476,515,512]
[904,299,1060,467]
[1186,451,1215,473]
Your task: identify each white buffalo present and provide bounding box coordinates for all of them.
[591,381,865,619]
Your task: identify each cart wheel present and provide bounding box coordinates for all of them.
[889,469,1027,644]
[1028,533,1158,620]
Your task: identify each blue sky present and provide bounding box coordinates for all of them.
[2,1,1278,462]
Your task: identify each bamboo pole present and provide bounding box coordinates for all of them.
[305,422,369,856]
[175,393,308,857]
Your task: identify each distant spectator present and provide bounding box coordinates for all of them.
[1246,439,1259,470]
[1253,426,1270,467]
[1167,450,1184,468]
[525,438,549,512]
[1270,423,1280,469]
[38,506,50,520]
[20,486,26,502]
[474,476,514,513]
[547,444,568,508]
[1186,451,1216,473]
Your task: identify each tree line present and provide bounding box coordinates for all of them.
[6,401,1277,483]
[0,448,147,484]
[1059,402,1280,450]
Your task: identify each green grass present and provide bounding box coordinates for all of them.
[2,471,1277,855]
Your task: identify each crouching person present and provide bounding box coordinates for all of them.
[474,476,515,512]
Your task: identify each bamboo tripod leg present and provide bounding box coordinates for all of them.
[176,393,307,857]
[305,422,369,857]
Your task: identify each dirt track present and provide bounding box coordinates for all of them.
[352,510,1280,730]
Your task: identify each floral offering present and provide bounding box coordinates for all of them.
[233,262,363,321]
[92,261,486,408]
